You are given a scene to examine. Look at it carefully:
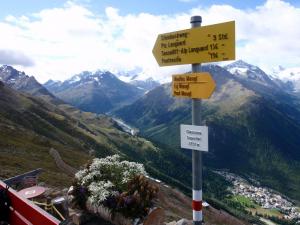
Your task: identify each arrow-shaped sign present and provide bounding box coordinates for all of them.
[153,21,235,66]
[172,72,216,99]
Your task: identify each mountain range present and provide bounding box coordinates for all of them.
[115,60,300,202]
[0,70,195,192]
[271,65,300,92]
[0,65,60,104]
[1,61,300,222]
[0,79,251,224]
[44,70,159,114]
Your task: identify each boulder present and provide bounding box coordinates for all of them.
[176,219,191,225]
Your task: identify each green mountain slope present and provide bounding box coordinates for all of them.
[0,81,195,191]
[115,65,300,202]
[0,68,269,223]
[0,81,91,186]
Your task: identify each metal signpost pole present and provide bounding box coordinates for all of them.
[190,15,203,225]
[153,14,235,225]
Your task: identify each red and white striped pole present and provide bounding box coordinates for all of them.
[193,190,202,222]
[191,15,203,225]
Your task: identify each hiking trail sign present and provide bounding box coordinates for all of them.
[172,72,216,99]
[152,21,235,66]
[180,124,208,151]
[152,16,236,225]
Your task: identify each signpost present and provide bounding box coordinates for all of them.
[190,16,204,225]
[152,16,235,225]
[172,72,216,99]
[152,21,235,66]
[180,125,208,151]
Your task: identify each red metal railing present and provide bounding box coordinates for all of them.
[0,180,60,225]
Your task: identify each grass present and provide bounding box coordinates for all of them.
[232,195,259,208]
[249,208,283,218]
[0,126,91,187]
[227,195,284,220]
[0,86,190,192]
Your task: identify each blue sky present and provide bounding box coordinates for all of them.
[0,0,299,82]
[1,0,299,18]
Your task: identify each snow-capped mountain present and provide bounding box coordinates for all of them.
[55,70,118,90]
[44,70,145,113]
[224,60,300,93]
[117,71,140,83]
[44,79,62,93]
[129,78,160,91]
[0,65,55,98]
[271,66,300,92]
[116,68,149,82]
[225,60,276,87]
[116,70,160,91]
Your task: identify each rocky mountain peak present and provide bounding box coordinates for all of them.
[0,65,28,84]
[130,77,160,91]
[225,60,261,74]
[0,65,57,100]
[270,66,300,92]
[225,60,276,87]
[44,79,62,86]
[226,59,252,68]
[64,70,118,88]
[44,69,144,114]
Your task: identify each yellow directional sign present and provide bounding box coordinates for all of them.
[172,72,216,99]
[153,21,235,66]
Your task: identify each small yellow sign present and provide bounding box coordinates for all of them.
[172,72,216,99]
[153,21,235,66]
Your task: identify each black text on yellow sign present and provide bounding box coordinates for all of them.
[153,21,235,66]
[172,72,216,99]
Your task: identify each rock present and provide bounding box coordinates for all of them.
[143,208,165,225]
[71,211,94,225]
[176,219,190,225]
[165,221,176,225]
[71,211,84,225]
[68,186,75,195]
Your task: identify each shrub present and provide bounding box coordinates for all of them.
[72,155,158,219]
[103,175,159,218]
[69,182,89,210]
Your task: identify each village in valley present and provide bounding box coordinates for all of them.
[215,171,300,223]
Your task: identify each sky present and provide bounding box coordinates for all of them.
[0,0,299,83]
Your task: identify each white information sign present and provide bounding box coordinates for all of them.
[180,124,208,151]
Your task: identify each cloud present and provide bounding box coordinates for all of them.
[0,0,299,82]
[0,49,35,66]
[190,0,300,71]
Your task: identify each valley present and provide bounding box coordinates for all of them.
[1,61,300,224]
[115,62,300,204]
[216,171,300,222]
[1,1,300,224]
[111,117,139,136]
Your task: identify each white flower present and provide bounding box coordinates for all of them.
[75,154,147,207]
[88,181,115,205]
[75,168,88,181]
